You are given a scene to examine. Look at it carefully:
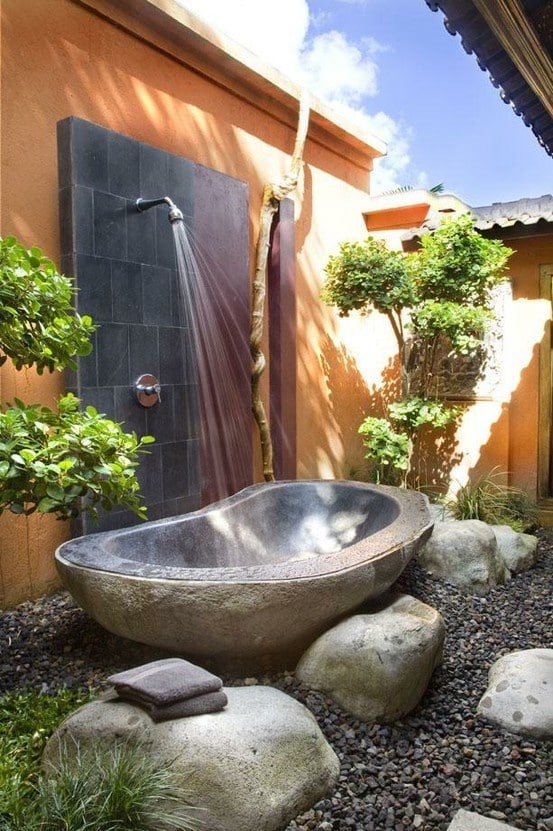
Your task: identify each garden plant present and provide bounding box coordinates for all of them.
[0,235,153,521]
[322,214,513,487]
[0,689,201,831]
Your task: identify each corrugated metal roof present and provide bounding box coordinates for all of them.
[471,194,553,229]
[425,0,553,157]
[402,193,553,241]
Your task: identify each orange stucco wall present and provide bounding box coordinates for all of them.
[1,0,382,606]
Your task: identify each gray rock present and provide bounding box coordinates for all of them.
[295,594,445,723]
[477,648,553,739]
[418,520,509,594]
[447,808,525,830]
[492,524,539,574]
[42,686,339,831]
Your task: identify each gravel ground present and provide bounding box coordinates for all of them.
[1,531,552,831]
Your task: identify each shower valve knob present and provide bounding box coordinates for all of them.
[135,374,161,407]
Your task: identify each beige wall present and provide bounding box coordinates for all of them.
[0,0,383,605]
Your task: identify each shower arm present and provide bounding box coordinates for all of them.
[135,196,183,223]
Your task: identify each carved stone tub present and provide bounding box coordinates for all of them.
[55,480,433,670]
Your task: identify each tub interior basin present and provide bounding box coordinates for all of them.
[62,481,406,573]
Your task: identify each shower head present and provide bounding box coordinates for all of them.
[135,197,183,223]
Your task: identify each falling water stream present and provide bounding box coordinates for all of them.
[171,220,251,504]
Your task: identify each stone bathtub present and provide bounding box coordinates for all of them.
[55,480,433,670]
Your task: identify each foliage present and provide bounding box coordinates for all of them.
[0,394,154,521]
[410,214,512,306]
[359,398,460,484]
[388,397,460,431]
[358,416,410,484]
[409,300,492,354]
[0,235,153,520]
[321,237,415,318]
[447,468,538,532]
[0,690,202,831]
[0,237,94,373]
[0,687,94,813]
[322,215,513,489]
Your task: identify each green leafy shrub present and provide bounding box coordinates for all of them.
[322,215,513,489]
[388,397,460,431]
[409,300,491,354]
[321,237,415,317]
[0,236,153,520]
[358,416,409,484]
[448,469,538,532]
[359,398,460,485]
[0,237,94,373]
[409,213,512,306]
[0,395,154,520]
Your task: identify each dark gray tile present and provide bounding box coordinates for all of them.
[97,323,129,386]
[71,118,109,191]
[91,507,143,533]
[93,191,127,260]
[112,260,142,323]
[187,438,201,495]
[139,143,168,197]
[108,133,140,198]
[79,386,115,419]
[146,384,175,444]
[73,186,95,255]
[60,254,77,282]
[159,327,187,384]
[78,331,99,388]
[155,210,177,269]
[142,264,173,325]
[173,384,200,440]
[163,494,201,518]
[137,442,163,505]
[114,385,148,437]
[127,200,157,265]
[58,187,74,257]
[74,255,113,321]
[57,118,72,190]
[161,441,189,501]
[142,501,165,522]
[166,155,193,207]
[129,324,159,380]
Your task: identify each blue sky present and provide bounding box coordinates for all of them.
[177,0,552,207]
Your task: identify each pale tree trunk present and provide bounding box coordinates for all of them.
[250,92,310,481]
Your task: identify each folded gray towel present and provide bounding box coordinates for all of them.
[107,658,223,706]
[122,689,228,722]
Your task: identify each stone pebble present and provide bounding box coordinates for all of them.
[0,530,552,831]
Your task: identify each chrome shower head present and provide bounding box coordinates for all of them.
[135,197,183,223]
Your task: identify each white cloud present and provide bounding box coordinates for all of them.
[299,31,379,103]
[174,0,422,191]
[175,0,309,74]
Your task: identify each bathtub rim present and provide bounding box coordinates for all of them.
[55,480,433,584]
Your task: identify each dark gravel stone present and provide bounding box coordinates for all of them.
[1,529,552,831]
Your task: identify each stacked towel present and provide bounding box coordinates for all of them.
[107,658,227,722]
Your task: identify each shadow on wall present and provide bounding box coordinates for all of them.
[320,343,464,491]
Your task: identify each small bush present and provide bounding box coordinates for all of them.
[448,469,538,532]
[0,689,202,831]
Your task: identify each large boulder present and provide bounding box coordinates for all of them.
[477,649,553,739]
[418,520,509,594]
[491,524,539,574]
[295,594,444,723]
[42,686,339,831]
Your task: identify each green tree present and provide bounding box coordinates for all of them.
[322,215,513,486]
[0,236,153,521]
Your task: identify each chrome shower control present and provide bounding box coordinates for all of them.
[135,374,161,407]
